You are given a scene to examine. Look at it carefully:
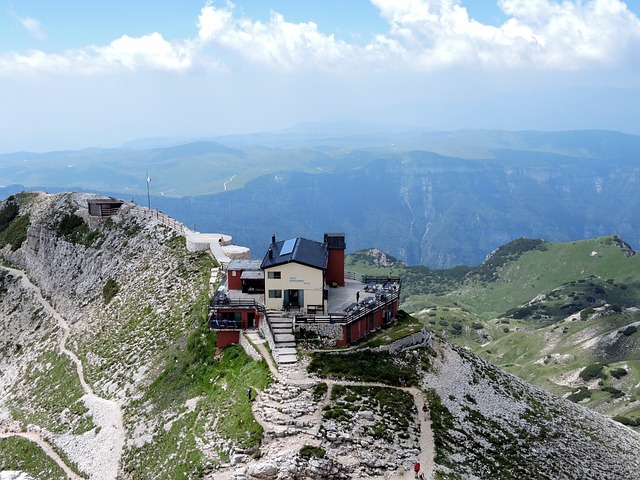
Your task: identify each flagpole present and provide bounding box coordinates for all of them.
[146,172,151,210]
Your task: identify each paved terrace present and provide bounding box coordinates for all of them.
[214,275,400,318]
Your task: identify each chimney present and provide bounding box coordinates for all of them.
[272,234,276,245]
[268,247,273,259]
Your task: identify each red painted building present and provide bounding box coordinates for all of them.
[337,292,399,346]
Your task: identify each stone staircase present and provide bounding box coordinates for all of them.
[269,315,298,365]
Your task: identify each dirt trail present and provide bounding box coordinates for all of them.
[0,431,81,479]
[233,333,436,479]
[2,267,125,480]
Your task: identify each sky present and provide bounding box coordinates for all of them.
[1,0,640,152]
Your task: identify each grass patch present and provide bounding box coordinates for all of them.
[9,350,91,435]
[102,278,119,304]
[358,310,424,348]
[308,349,420,386]
[0,436,70,480]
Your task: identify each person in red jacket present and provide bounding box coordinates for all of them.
[414,461,420,478]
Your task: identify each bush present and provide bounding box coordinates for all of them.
[308,350,418,386]
[0,201,19,232]
[103,278,120,304]
[56,213,102,247]
[312,382,328,401]
[567,387,591,403]
[621,325,637,337]
[0,214,30,251]
[579,363,607,381]
[610,367,628,380]
[601,386,624,399]
[613,416,640,426]
[300,445,325,459]
[580,307,594,320]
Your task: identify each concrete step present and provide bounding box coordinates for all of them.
[276,342,296,348]
[277,353,298,364]
[272,325,292,331]
[269,319,291,324]
[274,333,295,343]
[276,347,297,355]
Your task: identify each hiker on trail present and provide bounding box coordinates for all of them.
[422,402,429,418]
[414,461,420,478]
[246,387,252,402]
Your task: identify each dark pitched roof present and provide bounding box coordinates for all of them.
[261,237,328,271]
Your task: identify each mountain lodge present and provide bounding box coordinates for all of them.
[208,233,401,355]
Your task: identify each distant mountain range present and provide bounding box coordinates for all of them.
[1,128,639,267]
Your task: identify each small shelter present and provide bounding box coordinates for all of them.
[87,198,124,217]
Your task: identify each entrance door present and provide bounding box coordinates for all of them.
[286,289,303,308]
[248,312,255,329]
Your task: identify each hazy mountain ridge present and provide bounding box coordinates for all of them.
[1,129,639,267]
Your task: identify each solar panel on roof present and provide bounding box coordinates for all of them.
[280,238,297,255]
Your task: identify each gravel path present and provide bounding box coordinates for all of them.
[214,333,436,479]
[2,267,125,480]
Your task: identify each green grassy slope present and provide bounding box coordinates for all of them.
[346,235,640,423]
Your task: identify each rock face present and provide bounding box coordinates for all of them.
[421,338,640,479]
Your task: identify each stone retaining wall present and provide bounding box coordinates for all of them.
[259,315,277,354]
[373,328,432,354]
[240,333,262,362]
[294,322,344,346]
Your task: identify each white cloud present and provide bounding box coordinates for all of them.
[95,33,194,71]
[18,15,46,41]
[196,3,356,69]
[0,0,639,75]
[369,0,640,69]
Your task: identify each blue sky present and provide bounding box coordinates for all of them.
[1,0,640,151]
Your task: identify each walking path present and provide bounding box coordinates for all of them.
[1,267,125,480]
[234,332,436,479]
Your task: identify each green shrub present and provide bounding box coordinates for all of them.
[610,367,628,380]
[0,214,30,251]
[567,387,591,403]
[580,307,594,320]
[579,363,607,381]
[601,386,624,398]
[308,350,418,386]
[103,278,120,304]
[56,213,102,247]
[621,325,637,336]
[0,201,19,232]
[612,416,639,426]
[312,382,328,401]
[300,445,325,459]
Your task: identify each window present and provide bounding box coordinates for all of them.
[268,289,282,298]
[232,271,237,276]
[268,271,281,279]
